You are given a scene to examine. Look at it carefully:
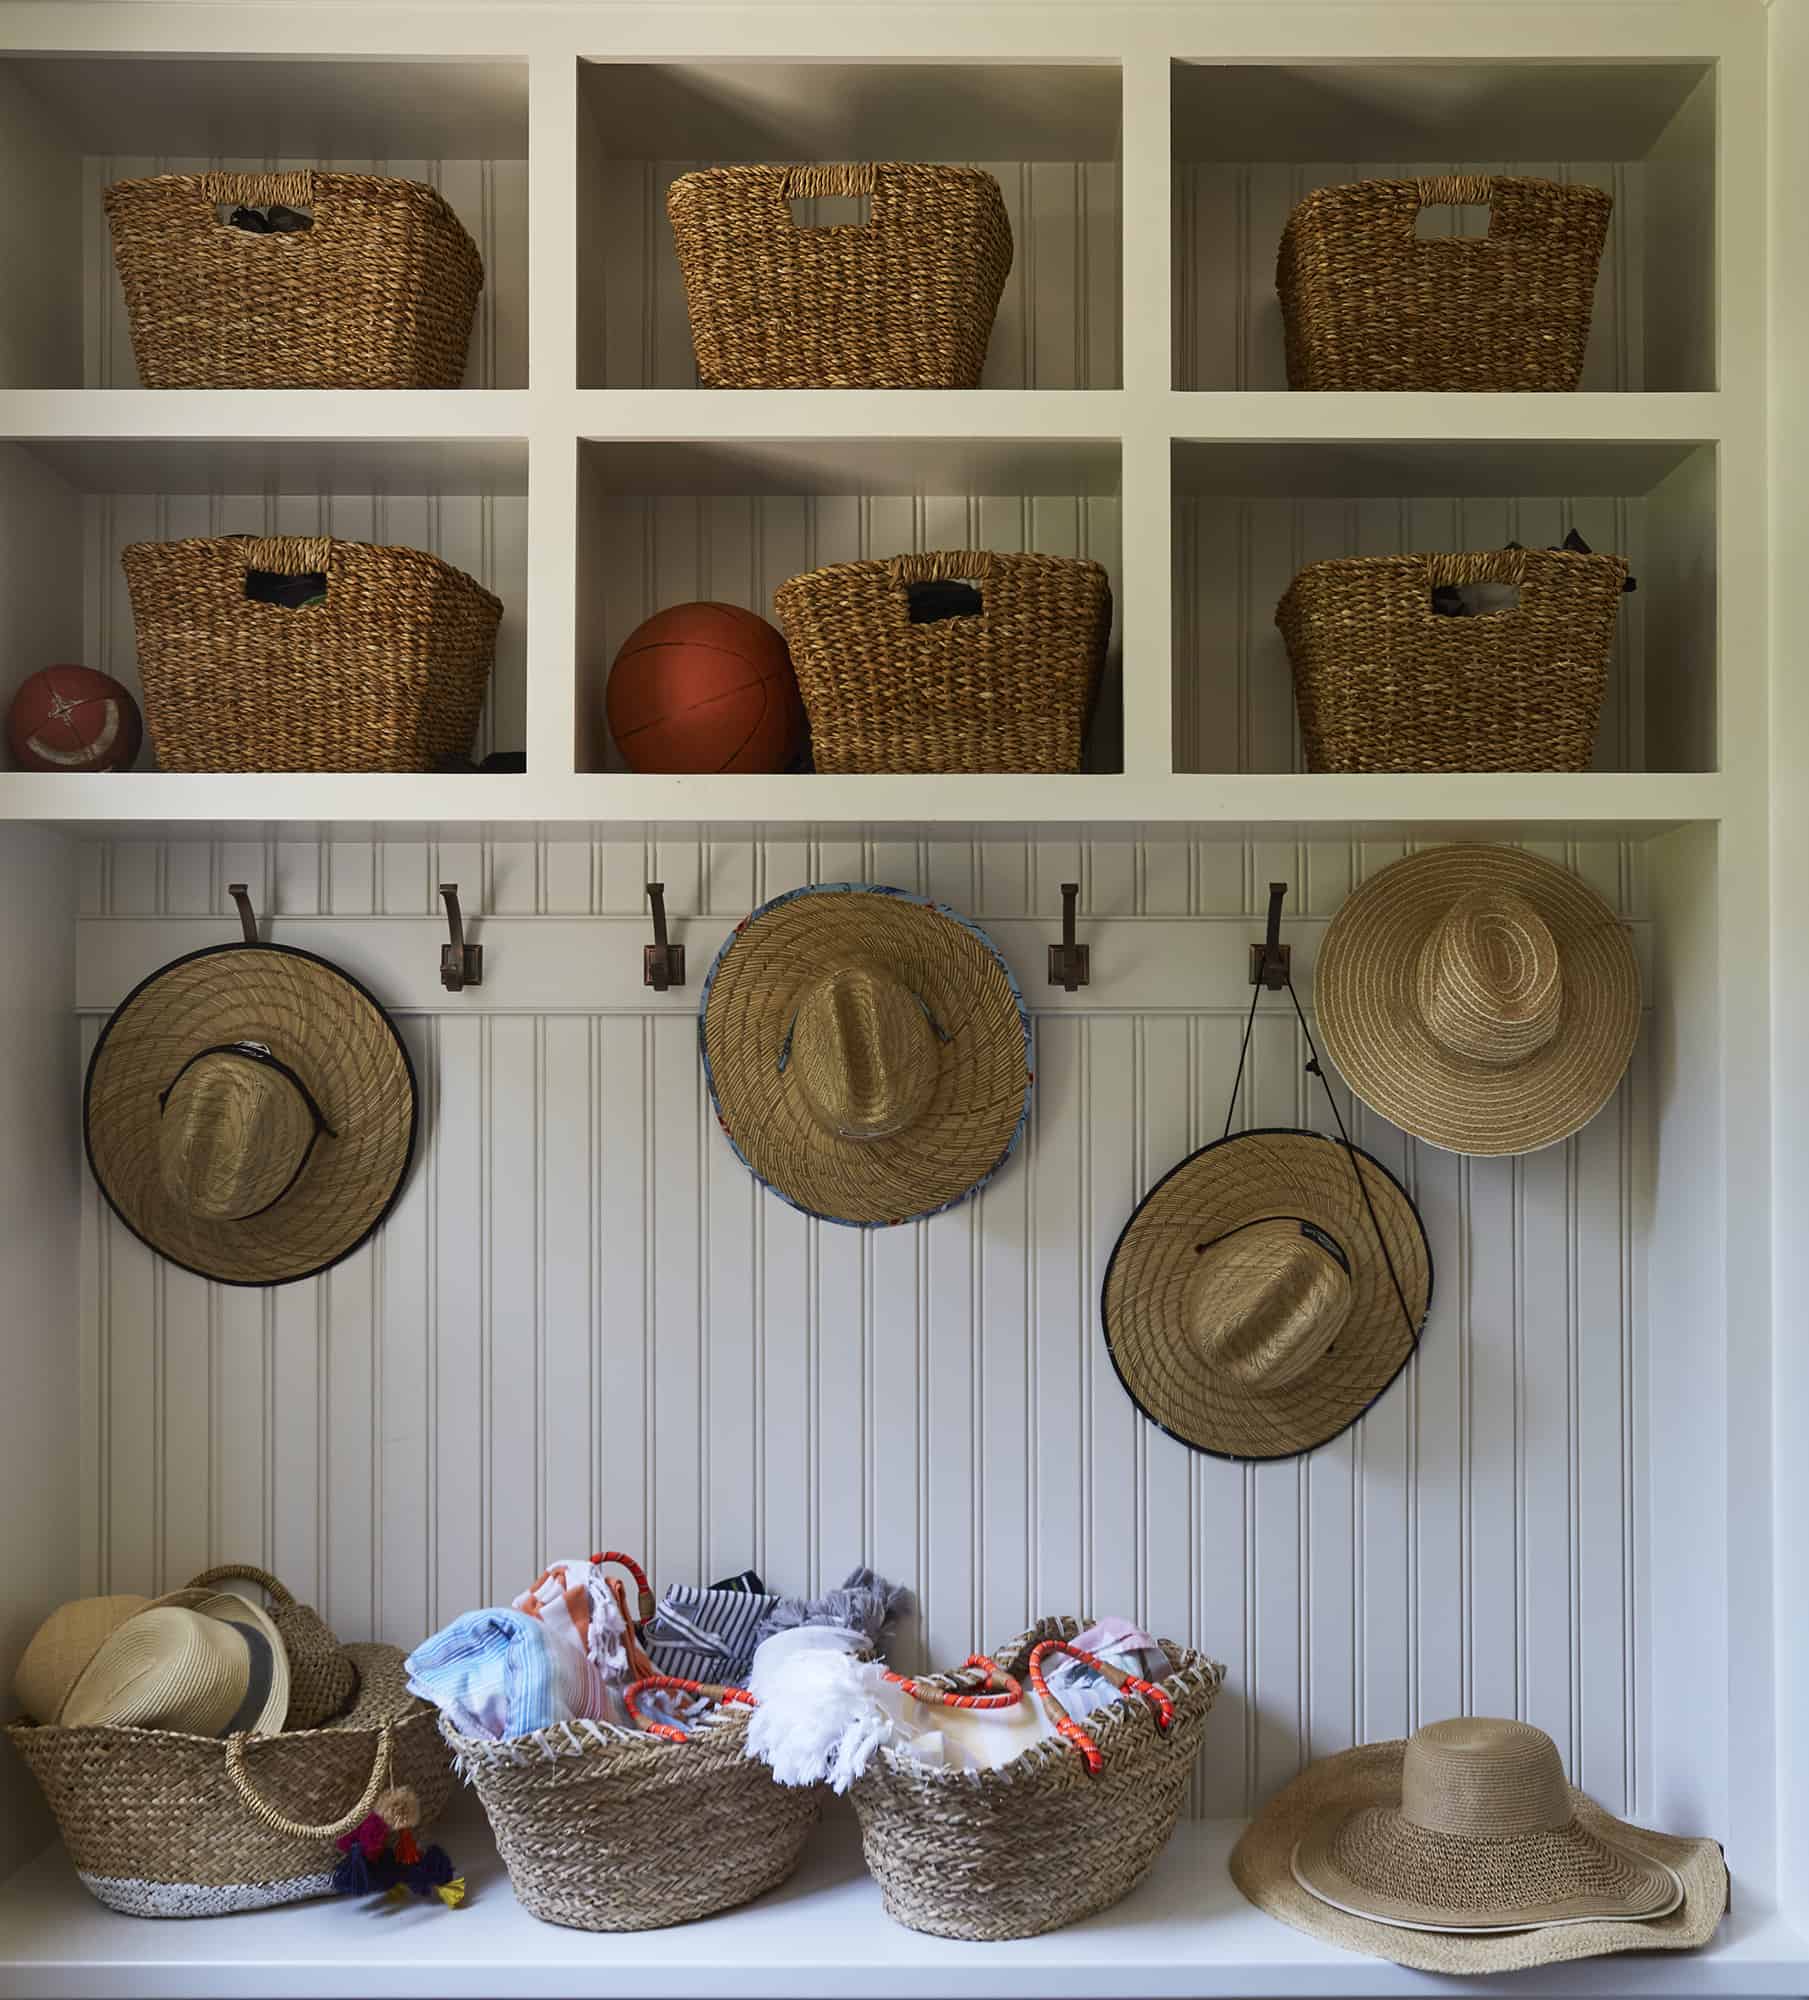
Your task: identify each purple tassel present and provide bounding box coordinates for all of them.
[332,1847,372,1897]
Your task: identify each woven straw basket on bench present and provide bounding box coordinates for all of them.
[1276,546,1629,773]
[849,1615,1225,1940]
[1277,175,1612,392]
[105,170,483,389]
[668,163,1013,388]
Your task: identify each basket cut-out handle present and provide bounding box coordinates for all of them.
[782,163,878,201]
[884,1653,1023,1712]
[240,535,334,576]
[887,549,997,588]
[623,1673,756,1744]
[1415,175,1497,211]
[224,1722,393,1841]
[187,1563,295,1610]
[201,169,317,212]
[1026,1638,1174,1777]
[1424,548,1530,591]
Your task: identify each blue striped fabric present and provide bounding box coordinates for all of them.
[646,1583,777,1686]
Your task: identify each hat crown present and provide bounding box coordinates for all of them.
[1400,1716,1573,1837]
[157,1046,316,1221]
[1416,889,1563,1068]
[1184,1217,1354,1390]
[790,963,940,1142]
[13,1593,150,1723]
[61,1603,257,1735]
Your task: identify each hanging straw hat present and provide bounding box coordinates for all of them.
[1101,1128,1431,1461]
[85,941,417,1286]
[1314,845,1640,1157]
[700,883,1031,1227]
[1231,1717,1728,1974]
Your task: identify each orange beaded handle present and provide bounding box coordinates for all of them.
[623,1673,757,1744]
[1026,1639,1174,1777]
[883,1652,1024,1711]
[590,1550,656,1627]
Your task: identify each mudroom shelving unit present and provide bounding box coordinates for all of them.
[0,1,1800,1996]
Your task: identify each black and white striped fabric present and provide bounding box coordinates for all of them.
[646,1582,777,1686]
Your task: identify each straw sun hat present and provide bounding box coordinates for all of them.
[85,941,417,1286]
[1315,845,1640,1157]
[1101,1129,1431,1460]
[700,884,1031,1226]
[1231,1717,1728,1974]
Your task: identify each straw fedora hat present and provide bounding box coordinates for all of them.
[700,884,1031,1227]
[1314,845,1640,1157]
[1101,1129,1431,1461]
[16,1587,289,1736]
[1231,1718,1728,1974]
[85,941,417,1285]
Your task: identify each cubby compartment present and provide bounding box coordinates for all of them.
[1172,62,1716,392]
[1171,437,1716,775]
[577,63,1123,388]
[0,56,528,389]
[576,435,1123,774]
[0,437,528,770]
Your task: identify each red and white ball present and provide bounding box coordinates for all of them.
[8,665,144,773]
[606,603,805,775]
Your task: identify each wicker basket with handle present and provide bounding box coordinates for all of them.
[667,163,1012,388]
[1276,546,1629,773]
[104,170,483,389]
[186,1564,356,1732]
[1277,176,1612,392]
[774,548,1112,773]
[120,533,502,773]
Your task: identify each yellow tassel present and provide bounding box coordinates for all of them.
[436,1877,467,1910]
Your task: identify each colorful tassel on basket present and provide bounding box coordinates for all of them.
[332,1786,465,1909]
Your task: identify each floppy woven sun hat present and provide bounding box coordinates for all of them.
[700,883,1031,1226]
[1314,845,1640,1156]
[1231,1716,1728,1974]
[1102,1128,1431,1460]
[85,940,417,1286]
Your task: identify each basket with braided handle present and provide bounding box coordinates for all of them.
[188,1564,356,1729]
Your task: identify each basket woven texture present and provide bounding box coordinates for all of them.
[121,533,502,773]
[104,170,483,389]
[1276,547,1628,773]
[184,1565,357,1731]
[7,1630,451,1917]
[1277,176,1612,392]
[774,549,1112,774]
[667,163,1012,388]
[445,1707,821,1932]
[849,1615,1225,1940]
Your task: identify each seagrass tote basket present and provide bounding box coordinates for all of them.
[1276,546,1629,773]
[667,163,1012,388]
[6,1569,453,1918]
[774,549,1112,773]
[104,170,483,389]
[849,1615,1225,1940]
[121,533,503,773]
[1277,175,1612,392]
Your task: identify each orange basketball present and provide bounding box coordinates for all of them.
[606,602,805,775]
[8,665,143,772]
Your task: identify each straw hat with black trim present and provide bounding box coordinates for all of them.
[1315,845,1640,1157]
[1231,1716,1728,1974]
[85,940,417,1286]
[700,883,1031,1227]
[1101,1128,1431,1461]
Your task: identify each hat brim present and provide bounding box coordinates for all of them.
[85,943,417,1286]
[1231,1741,1728,1975]
[61,1589,290,1737]
[1102,1130,1432,1461]
[1315,846,1641,1156]
[700,885,1031,1227]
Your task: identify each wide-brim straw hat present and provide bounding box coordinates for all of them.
[1315,845,1640,1157]
[1102,1129,1431,1460]
[85,942,417,1285]
[1231,1719,1728,1975]
[700,883,1031,1226]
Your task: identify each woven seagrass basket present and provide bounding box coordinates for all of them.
[667,163,1012,388]
[104,170,483,389]
[1277,176,1612,392]
[1276,546,1629,774]
[774,549,1112,774]
[849,1616,1225,1940]
[444,1697,823,1932]
[121,533,502,773]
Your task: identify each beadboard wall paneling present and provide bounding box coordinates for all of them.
[1173,494,1648,775]
[588,161,1120,388]
[82,491,530,766]
[1172,162,1643,393]
[82,155,529,389]
[76,836,1650,1824]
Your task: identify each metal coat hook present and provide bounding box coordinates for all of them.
[644,882,685,992]
[440,884,483,992]
[1249,881,1292,990]
[1047,881,1090,992]
[227,882,259,944]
